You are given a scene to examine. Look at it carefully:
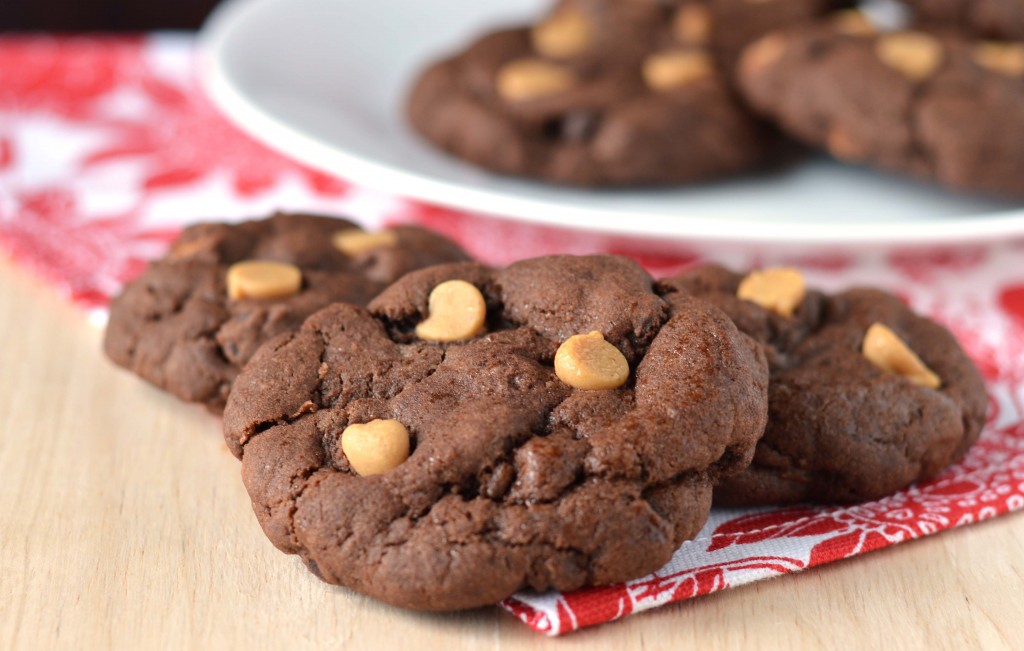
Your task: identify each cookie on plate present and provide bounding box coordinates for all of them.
[687,0,851,66]
[223,255,769,610]
[905,0,1024,40]
[407,0,795,186]
[527,0,847,67]
[658,264,988,505]
[737,15,1024,197]
[104,212,470,413]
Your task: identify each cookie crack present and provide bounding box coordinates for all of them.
[283,465,324,552]
[750,437,814,485]
[408,345,449,385]
[370,525,596,592]
[236,333,317,452]
[311,325,332,409]
[140,277,189,323]
[862,402,923,467]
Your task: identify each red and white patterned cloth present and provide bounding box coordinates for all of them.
[2,35,1023,636]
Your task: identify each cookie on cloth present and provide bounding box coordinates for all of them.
[103,212,470,413]
[658,264,988,505]
[223,255,769,610]
[905,0,1024,40]
[406,0,795,186]
[737,14,1024,197]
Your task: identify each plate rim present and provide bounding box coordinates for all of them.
[197,0,1024,247]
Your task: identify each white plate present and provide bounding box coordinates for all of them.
[198,0,1024,246]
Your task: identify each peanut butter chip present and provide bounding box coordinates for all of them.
[226,260,302,301]
[973,42,1024,77]
[862,323,941,389]
[415,279,487,342]
[736,267,806,317]
[341,419,410,476]
[169,235,218,260]
[833,9,875,36]
[554,331,629,390]
[643,51,715,91]
[740,33,788,78]
[672,4,712,46]
[876,32,944,81]
[496,59,575,102]
[532,7,592,58]
[331,228,398,256]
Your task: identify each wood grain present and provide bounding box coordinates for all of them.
[2,256,1022,650]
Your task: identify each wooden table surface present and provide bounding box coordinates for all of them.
[2,256,1023,650]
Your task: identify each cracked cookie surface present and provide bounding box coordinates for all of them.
[103,213,469,413]
[659,264,988,505]
[223,255,769,611]
[737,19,1024,197]
[405,0,832,186]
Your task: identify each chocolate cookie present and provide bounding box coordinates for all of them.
[737,16,1024,197]
[906,0,1024,40]
[104,213,470,413]
[407,0,792,186]
[658,264,988,505]
[535,0,847,66]
[223,255,769,610]
[695,0,851,66]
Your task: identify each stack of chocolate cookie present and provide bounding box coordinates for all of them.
[105,213,987,611]
[407,0,1024,197]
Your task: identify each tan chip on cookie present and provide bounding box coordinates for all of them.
[332,228,398,256]
[643,51,715,91]
[532,6,592,58]
[555,331,630,390]
[833,9,875,37]
[740,33,789,78]
[226,260,302,301]
[876,32,944,81]
[737,267,806,317]
[496,59,575,102]
[168,234,219,260]
[672,4,712,46]
[341,419,411,476]
[415,279,487,342]
[972,42,1024,77]
[862,322,942,388]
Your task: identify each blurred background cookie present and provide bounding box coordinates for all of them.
[738,15,1024,197]
[905,0,1024,40]
[407,0,848,186]
[688,0,851,66]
